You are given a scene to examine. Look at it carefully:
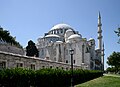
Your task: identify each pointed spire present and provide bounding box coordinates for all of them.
[97,11,102,50]
[98,11,101,18]
[98,11,102,26]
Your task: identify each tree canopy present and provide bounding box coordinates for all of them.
[114,27,120,44]
[107,51,120,73]
[26,40,39,57]
[0,27,22,48]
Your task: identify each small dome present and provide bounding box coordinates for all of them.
[51,23,73,30]
[65,29,74,37]
[64,29,74,42]
[68,34,81,40]
[89,38,94,41]
[45,34,60,38]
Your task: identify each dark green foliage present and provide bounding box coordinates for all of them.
[114,27,120,44]
[0,68,35,87]
[106,67,116,73]
[107,51,120,73]
[0,27,22,48]
[0,68,103,87]
[35,69,71,87]
[26,40,39,57]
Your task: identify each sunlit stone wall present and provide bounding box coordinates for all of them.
[0,51,81,70]
[0,44,24,55]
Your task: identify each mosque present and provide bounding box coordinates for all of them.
[0,12,104,70]
[36,12,104,70]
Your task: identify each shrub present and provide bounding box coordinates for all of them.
[0,68,103,87]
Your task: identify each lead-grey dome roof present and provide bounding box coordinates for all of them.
[68,34,81,40]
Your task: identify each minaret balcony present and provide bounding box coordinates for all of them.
[97,30,102,33]
[97,36,103,39]
[98,24,102,27]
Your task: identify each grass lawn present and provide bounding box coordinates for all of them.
[75,75,120,87]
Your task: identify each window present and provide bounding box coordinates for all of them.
[50,66,52,68]
[0,61,6,69]
[51,31,53,34]
[66,67,68,70]
[91,57,93,59]
[42,66,45,68]
[31,64,35,70]
[74,60,75,64]
[17,63,23,68]
[57,30,59,34]
[91,42,94,45]
[61,29,63,33]
[66,60,68,63]
[86,47,89,53]
[54,30,56,34]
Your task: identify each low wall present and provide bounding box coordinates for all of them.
[0,51,81,70]
[0,44,24,55]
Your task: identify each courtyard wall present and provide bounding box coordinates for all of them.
[0,51,81,70]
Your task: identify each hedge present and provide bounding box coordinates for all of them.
[0,68,103,87]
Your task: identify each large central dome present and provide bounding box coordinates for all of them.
[51,23,73,30]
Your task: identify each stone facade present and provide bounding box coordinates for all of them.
[0,51,81,70]
[37,23,103,70]
[36,13,104,70]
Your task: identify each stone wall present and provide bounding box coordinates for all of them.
[0,51,81,70]
[0,44,24,55]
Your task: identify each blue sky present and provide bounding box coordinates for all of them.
[0,0,120,69]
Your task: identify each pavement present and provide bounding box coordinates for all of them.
[103,74,120,77]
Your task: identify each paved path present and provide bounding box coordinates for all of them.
[103,74,120,77]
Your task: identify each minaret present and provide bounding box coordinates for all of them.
[98,12,102,50]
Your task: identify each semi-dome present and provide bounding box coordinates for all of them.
[65,29,73,33]
[51,23,73,30]
[68,34,81,40]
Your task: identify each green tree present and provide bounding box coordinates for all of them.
[0,27,22,48]
[26,40,39,57]
[107,51,120,73]
[106,67,116,73]
[114,27,120,44]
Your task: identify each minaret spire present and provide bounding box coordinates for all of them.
[98,12,102,50]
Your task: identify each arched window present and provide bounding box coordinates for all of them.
[57,30,59,34]
[61,29,63,33]
[66,60,68,63]
[0,61,6,69]
[51,31,53,34]
[74,60,75,64]
[31,64,35,70]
